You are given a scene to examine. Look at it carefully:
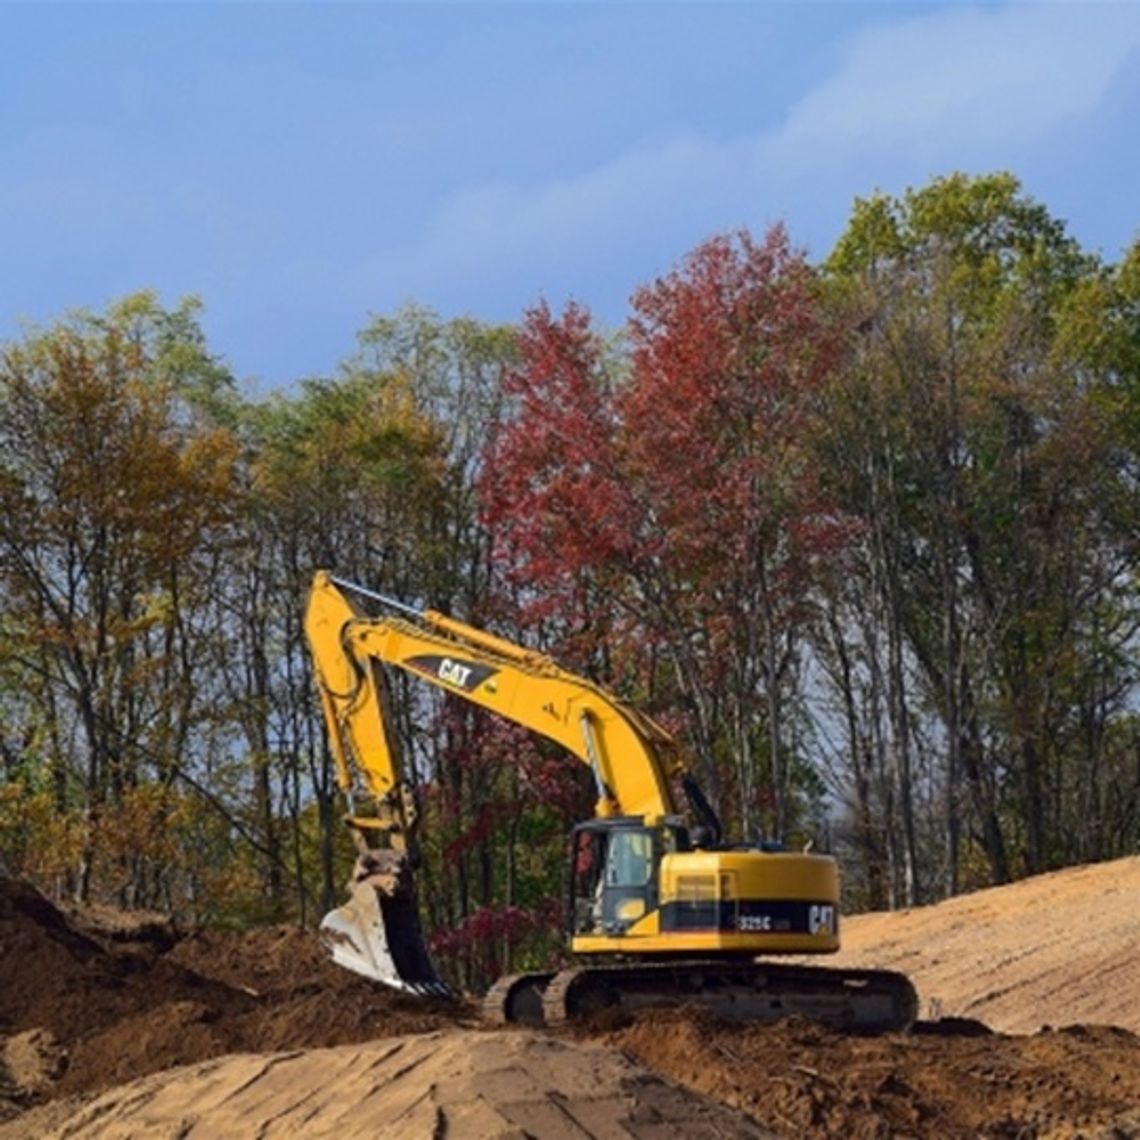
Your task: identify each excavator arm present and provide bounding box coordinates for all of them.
[304,569,684,992]
[305,570,680,830]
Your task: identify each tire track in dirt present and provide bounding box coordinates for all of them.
[819,856,1140,1032]
[3,1032,777,1140]
[4,857,1140,1138]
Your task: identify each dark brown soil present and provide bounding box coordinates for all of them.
[587,1008,1140,1139]
[0,878,465,1109]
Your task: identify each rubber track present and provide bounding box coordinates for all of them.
[540,960,918,1033]
[482,971,556,1026]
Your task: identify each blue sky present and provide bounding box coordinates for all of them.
[2,2,1138,389]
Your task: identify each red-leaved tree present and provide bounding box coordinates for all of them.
[482,226,847,839]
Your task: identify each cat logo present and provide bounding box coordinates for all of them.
[438,658,473,688]
[404,654,499,693]
[808,904,836,935]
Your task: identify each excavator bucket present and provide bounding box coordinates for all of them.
[319,850,452,997]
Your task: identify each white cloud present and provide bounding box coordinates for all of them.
[775,3,1140,156]
[382,132,741,284]
[360,2,1140,318]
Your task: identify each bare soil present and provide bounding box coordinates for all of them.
[822,856,1140,1034]
[0,878,461,1112]
[2,856,1139,1138]
[2,1031,777,1140]
[594,1011,1140,1139]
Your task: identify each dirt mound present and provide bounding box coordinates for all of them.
[0,878,255,1045]
[826,855,1140,1033]
[592,1008,1140,1139]
[0,879,463,1113]
[0,1030,776,1140]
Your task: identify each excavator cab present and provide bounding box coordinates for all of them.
[568,818,686,937]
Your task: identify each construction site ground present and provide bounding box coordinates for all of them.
[2,856,1139,1139]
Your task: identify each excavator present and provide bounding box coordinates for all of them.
[303,570,917,1031]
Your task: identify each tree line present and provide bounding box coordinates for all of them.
[1,173,1137,988]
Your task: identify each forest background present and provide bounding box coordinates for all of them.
[1,172,1138,990]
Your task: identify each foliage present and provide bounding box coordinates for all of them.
[0,174,1136,987]
[483,227,844,840]
[819,173,1140,901]
[0,295,239,903]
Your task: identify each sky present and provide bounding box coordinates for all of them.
[2,1,1139,390]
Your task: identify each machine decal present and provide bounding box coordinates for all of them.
[809,904,836,935]
[738,913,773,932]
[404,654,499,693]
[661,898,837,935]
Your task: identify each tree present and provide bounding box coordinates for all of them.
[821,173,1140,897]
[484,227,843,841]
[0,295,238,903]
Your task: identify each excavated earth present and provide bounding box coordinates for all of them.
[1,856,1139,1138]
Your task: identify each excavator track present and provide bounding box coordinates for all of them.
[531,960,917,1033]
[482,971,556,1026]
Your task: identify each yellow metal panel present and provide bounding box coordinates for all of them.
[622,909,660,937]
[307,570,679,821]
[659,850,838,906]
[616,898,647,922]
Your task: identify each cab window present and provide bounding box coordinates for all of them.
[605,829,654,888]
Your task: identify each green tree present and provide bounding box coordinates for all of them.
[0,295,239,903]
[219,306,537,965]
[822,173,1140,898]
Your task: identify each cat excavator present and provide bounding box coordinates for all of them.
[304,570,917,1031]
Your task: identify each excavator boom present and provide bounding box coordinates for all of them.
[304,569,678,993]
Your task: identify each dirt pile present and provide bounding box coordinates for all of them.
[0,879,461,1115]
[4,857,1140,1139]
[594,1009,1140,1139]
[0,882,777,1137]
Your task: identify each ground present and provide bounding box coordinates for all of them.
[1,857,1138,1138]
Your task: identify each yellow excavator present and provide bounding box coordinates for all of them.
[304,570,917,1030]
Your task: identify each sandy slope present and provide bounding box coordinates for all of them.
[827,855,1140,1033]
[2,1031,774,1140]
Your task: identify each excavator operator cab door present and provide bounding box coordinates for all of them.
[569,819,683,938]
